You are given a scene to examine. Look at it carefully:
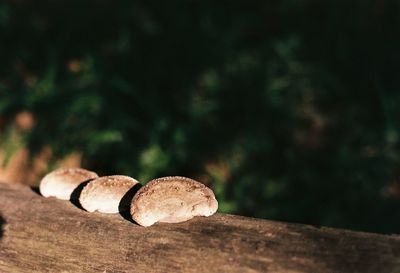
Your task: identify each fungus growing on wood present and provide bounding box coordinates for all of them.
[130,176,218,227]
[79,175,140,213]
[39,168,98,200]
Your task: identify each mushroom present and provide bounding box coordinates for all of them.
[79,175,140,213]
[130,176,218,227]
[39,168,98,200]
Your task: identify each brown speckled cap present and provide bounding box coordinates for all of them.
[39,168,98,200]
[130,176,218,227]
[79,175,140,213]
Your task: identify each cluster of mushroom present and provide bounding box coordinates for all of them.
[39,168,218,227]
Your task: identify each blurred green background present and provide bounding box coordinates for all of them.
[1,0,400,233]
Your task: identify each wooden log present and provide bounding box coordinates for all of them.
[0,182,399,273]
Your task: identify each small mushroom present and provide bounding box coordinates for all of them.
[130,176,218,227]
[79,175,140,213]
[39,168,98,200]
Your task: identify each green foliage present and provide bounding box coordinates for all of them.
[1,0,400,233]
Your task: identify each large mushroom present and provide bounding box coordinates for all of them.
[39,168,98,200]
[79,175,140,213]
[130,176,218,227]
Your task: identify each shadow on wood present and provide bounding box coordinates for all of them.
[69,179,93,210]
[118,183,142,223]
[30,186,40,195]
[0,215,5,239]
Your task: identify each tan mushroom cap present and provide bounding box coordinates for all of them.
[130,176,218,227]
[39,168,99,200]
[79,175,140,213]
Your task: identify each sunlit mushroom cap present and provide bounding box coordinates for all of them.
[39,168,99,200]
[130,176,218,227]
[79,175,140,213]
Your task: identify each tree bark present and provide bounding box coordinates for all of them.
[0,182,399,273]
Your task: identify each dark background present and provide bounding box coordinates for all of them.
[1,0,400,234]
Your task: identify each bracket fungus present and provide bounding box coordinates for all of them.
[130,176,218,227]
[79,175,140,213]
[39,168,98,200]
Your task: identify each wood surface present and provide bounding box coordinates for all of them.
[0,182,400,273]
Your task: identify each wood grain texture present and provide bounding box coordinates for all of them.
[0,182,400,273]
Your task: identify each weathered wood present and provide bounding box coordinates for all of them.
[0,182,400,273]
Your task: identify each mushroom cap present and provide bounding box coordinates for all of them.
[39,168,99,200]
[79,175,140,213]
[130,176,218,227]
